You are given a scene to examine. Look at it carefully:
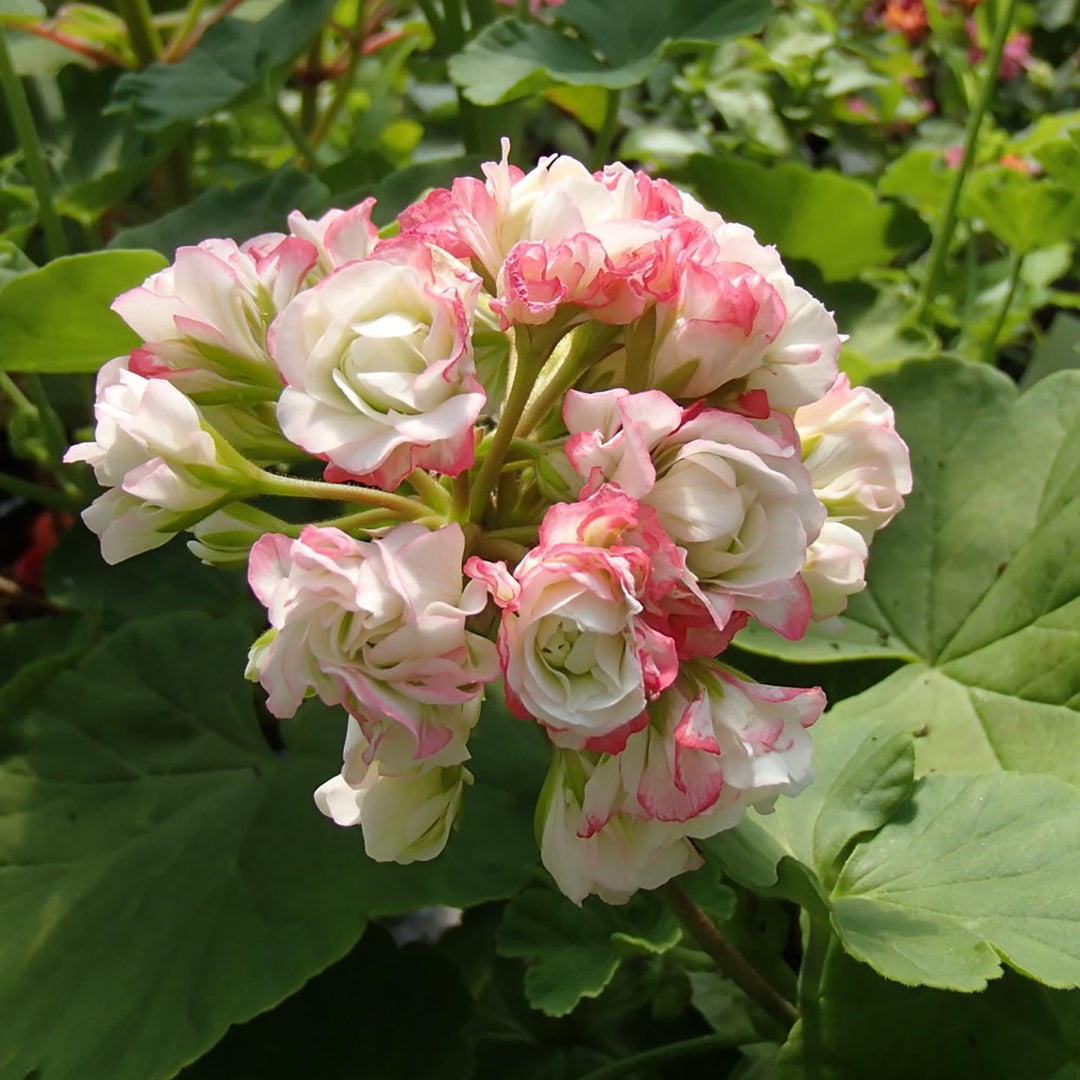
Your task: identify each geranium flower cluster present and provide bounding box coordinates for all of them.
[66,143,911,904]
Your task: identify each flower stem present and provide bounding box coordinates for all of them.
[660,880,799,1032]
[116,0,163,65]
[256,471,430,519]
[269,97,319,167]
[983,250,1024,363]
[163,0,209,60]
[469,327,550,522]
[0,25,67,259]
[590,88,621,171]
[575,1032,740,1080]
[408,467,451,511]
[311,2,366,149]
[797,917,832,1080]
[917,0,1019,316]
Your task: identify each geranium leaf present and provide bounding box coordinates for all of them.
[0,611,542,1080]
[0,250,166,373]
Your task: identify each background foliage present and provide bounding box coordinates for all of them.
[0,0,1078,1077]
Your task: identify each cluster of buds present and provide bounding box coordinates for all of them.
[67,143,911,904]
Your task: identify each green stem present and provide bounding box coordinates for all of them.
[469,328,548,522]
[116,0,164,65]
[256,471,430,519]
[797,918,831,1079]
[983,250,1024,363]
[484,524,539,543]
[660,881,799,1033]
[575,1033,739,1080]
[0,26,67,259]
[269,98,319,167]
[464,0,497,29]
[300,30,324,135]
[416,0,446,42]
[0,469,80,511]
[312,3,366,148]
[407,467,451,511]
[591,88,621,171]
[164,0,208,59]
[917,0,1019,316]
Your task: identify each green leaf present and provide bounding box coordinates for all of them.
[496,887,684,1016]
[1023,312,1080,388]
[333,155,486,228]
[962,168,1080,255]
[877,147,953,224]
[732,615,916,664]
[778,955,1080,1079]
[108,168,330,256]
[44,524,253,625]
[0,239,35,287]
[0,612,98,718]
[0,612,543,1080]
[836,360,1080,783]
[833,772,1080,990]
[177,927,473,1080]
[0,250,167,373]
[450,0,771,105]
[109,0,334,132]
[673,155,927,281]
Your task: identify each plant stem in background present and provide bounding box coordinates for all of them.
[269,98,320,167]
[984,250,1024,363]
[311,3,367,149]
[660,881,799,1033]
[591,88,621,171]
[116,0,164,65]
[797,917,831,1080]
[917,0,1020,316]
[300,30,324,135]
[575,1033,741,1080]
[0,26,67,259]
[163,0,209,60]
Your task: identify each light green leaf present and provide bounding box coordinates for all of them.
[496,887,685,1016]
[0,239,34,287]
[177,927,473,1080]
[732,612,916,664]
[0,612,543,1080]
[878,147,953,224]
[450,0,771,106]
[1022,312,1080,388]
[833,772,1080,990]
[777,955,1080,1079]
[0,249,166,373]
[673,155,927,281]
[839,360,1080,783]
[962,168,1080,255]
[109,0,334,132]
[108,168,329,256]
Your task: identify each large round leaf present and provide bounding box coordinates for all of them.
[0,612,544,1080]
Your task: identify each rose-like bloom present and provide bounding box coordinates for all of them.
[315,717,468,863]
[794,373,912,541]
[114,236,317,395]
[536,748,701,905]
[246,522,498,762]
[802,521,869,621]
[627,664,823,829]
[270,240,486,490]
[63,358,244,563]
[674,223,841,409]
[564,389,825,639]
[466,486,737,752]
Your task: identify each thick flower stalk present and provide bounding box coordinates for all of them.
[70,142,911,900]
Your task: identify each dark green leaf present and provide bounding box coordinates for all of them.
[109,0,335,133]
[1022,312,1080,388]
[673,155,927,281]
[778,953,1080,1079]
[450,0,771,106]
[0,250,167,373]
[108,168,330,256]
[496,888,683,1016]
[0,612,543,1080]
[178,927,473,1080]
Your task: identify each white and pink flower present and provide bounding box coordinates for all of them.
[315,716,469,863]
[270,239,486,490]
[564,388,825,639]
[113,236,317,394]
[794,373,913,540]
[63,357,244,563]
[246,522,498,762]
